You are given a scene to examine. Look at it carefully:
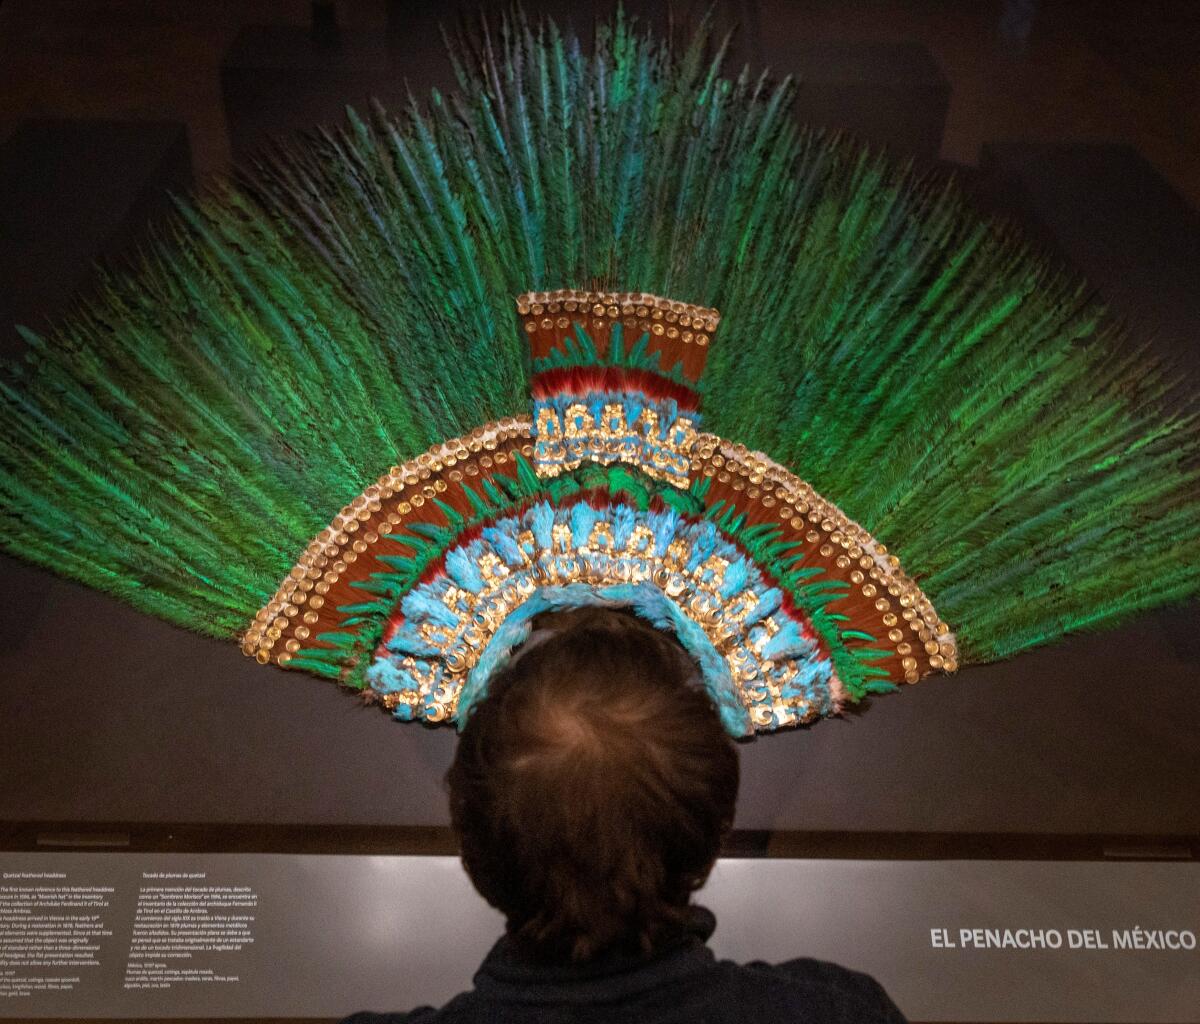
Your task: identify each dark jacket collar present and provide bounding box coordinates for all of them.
[472,905,718,1005]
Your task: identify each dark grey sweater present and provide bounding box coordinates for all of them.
[341,906,907,1024]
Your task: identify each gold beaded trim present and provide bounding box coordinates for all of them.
[690,435,958,681]
[517,289,721,347]
[240,417,533,665]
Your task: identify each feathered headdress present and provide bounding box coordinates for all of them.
[1,13,1197,736]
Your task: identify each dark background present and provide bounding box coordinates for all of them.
[0,0,1197,854]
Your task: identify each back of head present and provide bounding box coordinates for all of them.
[447,607,740,963]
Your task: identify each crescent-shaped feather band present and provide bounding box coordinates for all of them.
[244,291,955,735]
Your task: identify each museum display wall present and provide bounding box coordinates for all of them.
[2,0,1197,845]
[0,2,1197,1021]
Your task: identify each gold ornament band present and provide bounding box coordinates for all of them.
[374,508,848,730]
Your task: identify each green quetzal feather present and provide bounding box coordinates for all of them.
[0,10,1196,663]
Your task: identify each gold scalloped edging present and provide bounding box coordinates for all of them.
[691,435,958,681]
[239,417,533,664]
[516,289,721,345]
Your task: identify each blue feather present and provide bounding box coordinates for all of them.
[483,525,525,567]
[570,502,599,546]
[649,508,678,555]
[446,545,485,593]
[400,587,459,628]
[719,557,749,599]
[612,504,635,549]
[529,501,554,549]
[747,587,783,625]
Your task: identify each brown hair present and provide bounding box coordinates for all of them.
[447,606,739,962]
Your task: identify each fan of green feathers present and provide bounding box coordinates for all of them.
[0,9,1197,670]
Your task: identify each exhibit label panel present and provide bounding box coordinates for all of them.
[0,854,1195,1022]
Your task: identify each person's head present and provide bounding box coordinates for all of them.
[447,606,739,963]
